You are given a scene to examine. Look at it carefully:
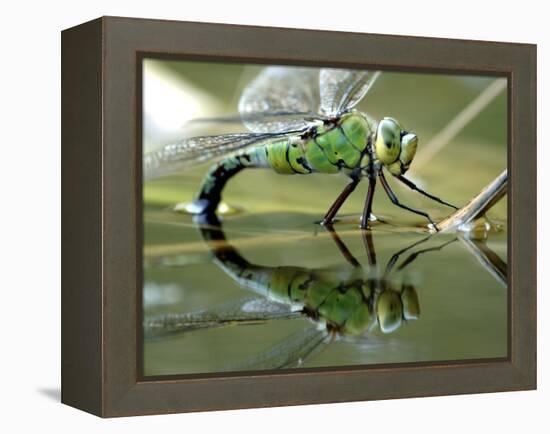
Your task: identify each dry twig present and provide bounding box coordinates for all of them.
[437,169,507,232]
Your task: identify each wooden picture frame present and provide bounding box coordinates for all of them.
[61,16,536,417]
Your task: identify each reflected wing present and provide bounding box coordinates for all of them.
[319,69,381,116]
[143,296,301,339]
[238,66,322,133]
[143,130,303,180]
[225,326,329,371]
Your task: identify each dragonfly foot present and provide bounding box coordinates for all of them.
[427,222,439,233]
[192,212,221,226]
[359,213,377,229]
[174,199,212,215]
[175,200,242,217]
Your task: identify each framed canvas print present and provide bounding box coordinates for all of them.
[61,16,536,417]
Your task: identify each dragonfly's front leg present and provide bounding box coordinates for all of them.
[395,174,458,209]
[321,177,360,225]
[378,170,438,230]
[383,236,457,278]
[360,175,376,230]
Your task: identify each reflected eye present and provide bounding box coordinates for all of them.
[401,284,420,320]
[376,290,403,334]
[375,118,401,165]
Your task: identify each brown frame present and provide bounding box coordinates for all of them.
[61,16,536,417]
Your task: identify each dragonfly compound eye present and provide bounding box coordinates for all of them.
[376,289,403,333]
[387,131,418,176]
[401,284,420,320]
[399,133,418,172]
[375,118,402,165]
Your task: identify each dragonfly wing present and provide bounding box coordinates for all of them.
[319,68,381,116]
[238,66,322,133]
[187,111,317,128]
[224,326,329,372]
[143,296,301,339]
[143,130,302,180]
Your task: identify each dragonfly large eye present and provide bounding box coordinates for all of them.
[375,118,401,165]
[376,289,403,333]
[400,284,420,320]
[387,131,418,175]
[399,133,418,171]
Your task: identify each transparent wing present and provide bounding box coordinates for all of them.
[143,296,301,339]
[188,111,317,128]
[238,66,322,133]
[319,68,381,116]
[143,129,302,180]
[225,326,330,371]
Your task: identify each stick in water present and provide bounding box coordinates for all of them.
[437,169,507,232]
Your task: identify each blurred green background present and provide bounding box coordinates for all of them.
[142,59,507,376]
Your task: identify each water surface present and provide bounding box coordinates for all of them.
[143,209,507,376]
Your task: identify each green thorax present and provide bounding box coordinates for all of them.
[262,112,374,175]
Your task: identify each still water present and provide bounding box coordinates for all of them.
[142,207,507,376]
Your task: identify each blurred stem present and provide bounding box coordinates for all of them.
[412,78,507,171]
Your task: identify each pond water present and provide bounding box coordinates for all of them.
[142,185,507,376]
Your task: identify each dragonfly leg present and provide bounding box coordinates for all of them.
[384,236,432,276]
[379,170,438,230]
[396,238,457,271]
[360,176,376,229]
[321,178,359,225]
[324,225,361,267]
[361,230,377,266]
[395,175,458,209]
[384,236,457,277]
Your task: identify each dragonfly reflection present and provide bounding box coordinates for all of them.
[144,223,457,370]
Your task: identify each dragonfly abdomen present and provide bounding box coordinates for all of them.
[263,138,312,174]
[193,149,269,213]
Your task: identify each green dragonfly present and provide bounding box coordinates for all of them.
[144,67,458,230]
[143,223,457,370]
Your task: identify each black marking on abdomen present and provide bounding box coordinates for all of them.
[296,157,312,173]
[285,140,301,174]
[196,156,247,213]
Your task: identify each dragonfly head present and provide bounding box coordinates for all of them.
[375,117,418,175]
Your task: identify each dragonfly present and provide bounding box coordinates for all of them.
[144,67,458,230]
[143,222,457,370]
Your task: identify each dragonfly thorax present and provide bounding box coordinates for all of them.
[374,117,418,176]
[263,111,375,176]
